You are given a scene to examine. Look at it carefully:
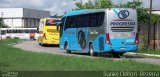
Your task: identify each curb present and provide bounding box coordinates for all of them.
[127,52,160,58]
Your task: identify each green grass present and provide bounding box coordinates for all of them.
[0,39,160,71]
[138,49,160,55]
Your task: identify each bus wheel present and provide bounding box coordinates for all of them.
[89,44,95,56]
[38,41,41,45]
[38,39,41,45]
[39,43,41,45]
[41,44,46,47]
[64,43,71,53]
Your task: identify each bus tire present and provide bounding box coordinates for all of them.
[38,40,41,45]
[64,43,71,53]
[6,36,11,39]
[39,43,41,45]
[89,44,95,56]
[38,38,41,45]
[41,43,46,47]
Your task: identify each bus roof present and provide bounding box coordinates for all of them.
[63,8,136,17]
[63,9,105,17]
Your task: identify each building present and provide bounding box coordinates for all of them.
[152,10,160,14]
[0,8,50,28]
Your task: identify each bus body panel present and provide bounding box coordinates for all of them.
[0,28,38,39]
[60,28,89,52]
[60,8,138,53]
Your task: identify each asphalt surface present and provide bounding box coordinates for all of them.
[13,40,160,65]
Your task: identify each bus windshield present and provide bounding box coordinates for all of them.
[46,19,60,26]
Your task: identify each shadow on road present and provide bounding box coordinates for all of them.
[42,44,59,47]
[69,52,145,59]
[124,55,144,58]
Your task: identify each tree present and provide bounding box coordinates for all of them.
[75,0,113,9]
[151,14,160,49]
[75,0,149,32]
[0,17,3,40]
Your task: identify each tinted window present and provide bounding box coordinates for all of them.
[83,15,90,27]
[97,12,104,26]
[30,29,36,33]
[64,12,105,30]
[1,30,6,35]
[46,19,61,26]
[12,30,17,33]
[65,16,74,30]
[7,30,11,33]
[90,12,104,27]
[17,30,23,33]
[90,14,97,27]
[24,30,29,33]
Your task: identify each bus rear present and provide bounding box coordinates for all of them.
[106,8,138,52]
[38,18,60,45]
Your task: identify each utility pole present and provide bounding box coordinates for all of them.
[0,12,4,40]
[148,0,152,48]
[157,18,160,50]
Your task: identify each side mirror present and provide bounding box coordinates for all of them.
[37,27,39,33]
[56,26,59,31]
[56,22,62,31]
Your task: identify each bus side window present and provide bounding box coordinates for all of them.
[90,14,97,27]
[18,30,23,33]
[24,30,29,33]
[37,27,39,33]
[96,12,105,26]
[12,30,17,33]
[65,16,73,31]
[30,29,36,33]
[83,14,90,27]
[7,30,11,33]
[76,15,83,27]
[1,30,6,35]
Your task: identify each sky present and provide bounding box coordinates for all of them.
[0,0,160,16]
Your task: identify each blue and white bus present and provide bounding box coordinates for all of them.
[58,8,138,56]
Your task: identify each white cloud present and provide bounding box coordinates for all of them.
[142,0,160,9]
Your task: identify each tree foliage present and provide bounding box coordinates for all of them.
[152,14,160,24]
[75,0,113,9]
[75,0,149,25]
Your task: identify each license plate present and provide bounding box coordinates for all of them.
[120,47,126,50]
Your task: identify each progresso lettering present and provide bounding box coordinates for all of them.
[110,22,135,27]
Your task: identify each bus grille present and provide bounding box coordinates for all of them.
[111,27,134,32]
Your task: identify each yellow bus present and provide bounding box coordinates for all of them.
[37,18,60,46]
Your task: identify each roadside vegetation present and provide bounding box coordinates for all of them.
[138,49,160,55]
[0,39,160,71]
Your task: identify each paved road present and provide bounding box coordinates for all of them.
[13,41,160,65]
